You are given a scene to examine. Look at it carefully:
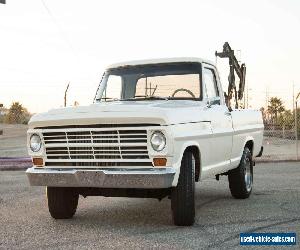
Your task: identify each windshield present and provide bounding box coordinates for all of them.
[95,62,202,102]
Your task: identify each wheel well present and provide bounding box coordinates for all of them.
[245,140,254,155]
[185,146,201,182]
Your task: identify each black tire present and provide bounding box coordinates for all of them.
[171,150,195,226]
[228,147,253,199]
[47,187,79,219]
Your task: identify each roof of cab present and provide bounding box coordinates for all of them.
[106,57,215,69]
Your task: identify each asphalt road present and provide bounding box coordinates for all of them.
[0,162,299,250]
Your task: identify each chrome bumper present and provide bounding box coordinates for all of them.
[26,167,175,189]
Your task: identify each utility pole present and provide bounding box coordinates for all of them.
[265,86,268,108]
[264,86,269,121]
[64,82,70,107]
[295,92,300,160]
[293,83,295,111]
[1,1,6,134]
[293,83,295,140]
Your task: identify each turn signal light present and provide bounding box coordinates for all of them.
[32,157,44,166]
[153,158,167,167]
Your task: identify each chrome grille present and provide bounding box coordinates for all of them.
[43,130,147,145]
[41,127,151,166]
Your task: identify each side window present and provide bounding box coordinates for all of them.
[104,75,122,100]
[203,68,219,99]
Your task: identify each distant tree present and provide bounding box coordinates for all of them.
[4,102,31,124]
[278,110,294,129]
[0,103,4,123]
[267,97,285,123]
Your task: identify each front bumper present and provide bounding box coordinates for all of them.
[26,167,175,189]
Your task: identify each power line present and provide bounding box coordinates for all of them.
[40,0,78,59]
[265,86,269,109]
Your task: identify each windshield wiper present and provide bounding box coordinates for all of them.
[167,97,200,101]
[95,97,119,102]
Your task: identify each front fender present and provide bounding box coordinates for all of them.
[171,140,201,186]
[169,121,212,186]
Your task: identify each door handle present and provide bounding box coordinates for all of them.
[224,111,231,116]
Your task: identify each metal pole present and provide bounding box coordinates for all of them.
[293,84,295,112]
[295,92,300,160]
[64,82,70,107]
[296,101,298,160]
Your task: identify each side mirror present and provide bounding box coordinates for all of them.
[207,97,221,107]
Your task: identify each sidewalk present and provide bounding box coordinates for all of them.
[259,136,300,162]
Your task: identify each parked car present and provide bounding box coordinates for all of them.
[26,58,264,226]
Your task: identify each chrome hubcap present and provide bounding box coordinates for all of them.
[244,158,252,192]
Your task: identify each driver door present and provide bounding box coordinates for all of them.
[202,64,233,172]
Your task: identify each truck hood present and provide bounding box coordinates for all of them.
[29,100,209,128]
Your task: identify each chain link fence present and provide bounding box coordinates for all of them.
[261,109,299,161]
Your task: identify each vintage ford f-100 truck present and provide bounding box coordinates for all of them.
[26,57,263,226]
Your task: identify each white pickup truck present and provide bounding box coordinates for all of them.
[26,57,263,226]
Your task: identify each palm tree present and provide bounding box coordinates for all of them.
[5,102,30,124]
[267,97,285,123]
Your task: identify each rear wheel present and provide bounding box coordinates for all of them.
[228,147,253,199]
[47,187,79,219]
[171,150,195,226]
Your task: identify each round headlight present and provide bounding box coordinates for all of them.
[30,134,42,152]
[150,131,166,152]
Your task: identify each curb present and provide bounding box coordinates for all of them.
[256,159,300,163]
[0,157,32,171]
[0,157,31,161]
[0,166,30,171]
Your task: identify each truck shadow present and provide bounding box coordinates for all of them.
[42,179,261,230]
[54,186,232,228]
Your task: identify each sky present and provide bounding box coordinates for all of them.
[0,0,300,113]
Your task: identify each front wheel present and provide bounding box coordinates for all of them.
[228,147,253,199]
[171,150,195,226]
[47,187,79,219]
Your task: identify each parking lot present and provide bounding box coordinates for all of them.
[0,162,299,249]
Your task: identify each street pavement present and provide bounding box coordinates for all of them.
[0,162,299,249]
